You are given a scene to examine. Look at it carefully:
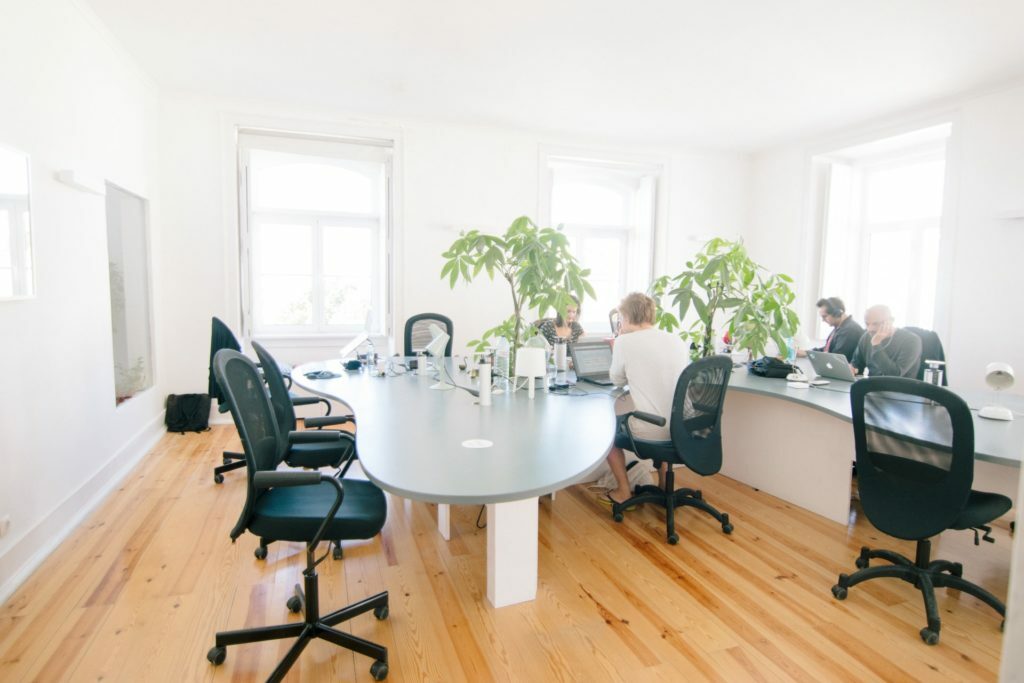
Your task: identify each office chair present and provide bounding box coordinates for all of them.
[905,326,949,385]
[611,355,734,544]
[404,312,453,356]
[208,349,390,681]
[252,340,358,560]
[831,377,1010,644]
[209,316,332,483]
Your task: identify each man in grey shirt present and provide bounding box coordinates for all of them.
[851,304,922,378]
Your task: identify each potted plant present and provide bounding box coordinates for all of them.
[650,237,799,360]
[440,216,594,373]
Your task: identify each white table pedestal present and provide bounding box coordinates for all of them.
[486,498,538,608]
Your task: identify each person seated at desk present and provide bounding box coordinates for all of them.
[603,292,689,506]
[535,296,585,345]
[797,296,863,361]
[851,304,922,378]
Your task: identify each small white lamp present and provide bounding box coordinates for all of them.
[424,324,454,391]
[979,362,1015,421]
[515,347,546,399]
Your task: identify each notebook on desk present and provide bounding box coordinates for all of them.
[569,340,615,385]
[807,350,859,382]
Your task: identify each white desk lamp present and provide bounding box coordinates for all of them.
[979,362,1015,421]
[424,324,454,391]
[515,347,546,399]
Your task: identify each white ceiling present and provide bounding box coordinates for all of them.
[83,0,1024,152]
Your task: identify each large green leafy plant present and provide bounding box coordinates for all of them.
[650,237,799,360]
[441,216,593,366]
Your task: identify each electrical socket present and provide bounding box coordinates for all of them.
[0,515,10,538]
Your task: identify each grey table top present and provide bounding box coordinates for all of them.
[726,360,1024,467]
[293,359,617,504]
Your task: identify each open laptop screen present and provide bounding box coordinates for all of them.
[573,343,613,378]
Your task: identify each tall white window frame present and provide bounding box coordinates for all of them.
[540,152,660,334]
[815,125,951,339]
[238,129,393,339]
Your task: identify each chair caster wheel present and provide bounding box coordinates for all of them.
[332,544,343,560]
[374,604,389,620]
[721,523,733,534]
[207,646,226,665]
[286,596,302,613]
[855,557,869,569]
[370,660,389,680]
[612,511,624,523]
[668,533,679,545]
[920,627,939,645]
[214,473,224,484]
[831,584,847,600]
[254,546,268,560]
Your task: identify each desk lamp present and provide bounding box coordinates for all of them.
[424,324,454,390]
[979,362,1015,421]
[515,347,546,399]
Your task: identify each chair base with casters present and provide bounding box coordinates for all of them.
[832,537,1005,645]
[208,475,390,681]
[612,467,733,544]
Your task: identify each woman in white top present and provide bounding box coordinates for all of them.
[603,292,690,506]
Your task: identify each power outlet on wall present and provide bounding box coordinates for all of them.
[0,515,10,538]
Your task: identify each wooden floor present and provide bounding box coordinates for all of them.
[0,425,1011,682]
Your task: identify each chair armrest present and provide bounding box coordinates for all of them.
[288,430,342,443]
[253,471,324,489]
[624,410,667,427]
[304,415,354,429]
[290,395,323,407]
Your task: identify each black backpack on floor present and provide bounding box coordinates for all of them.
[165,393,211,433]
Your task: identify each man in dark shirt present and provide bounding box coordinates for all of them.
[798,296,864,361]
[851,304,922,378]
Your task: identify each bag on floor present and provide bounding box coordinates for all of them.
[165,393,211,433]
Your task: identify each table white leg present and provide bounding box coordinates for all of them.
[486,497,538,608]
[437,503,451,541]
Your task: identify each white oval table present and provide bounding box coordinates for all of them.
[294,359,616,607]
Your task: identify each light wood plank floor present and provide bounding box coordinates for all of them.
[0,425,1010,682]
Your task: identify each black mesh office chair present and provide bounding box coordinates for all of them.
[831,377,1010,644]
[404,313,453,356]
[209,316,332,483]
[252,341,359,560]
[611,355,734,544]
[208,349,390,681]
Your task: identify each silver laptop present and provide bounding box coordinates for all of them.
[807,350,858,382]
[569,340,615,385]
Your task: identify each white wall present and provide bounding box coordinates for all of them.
[746,82,1024,394]
[0,0,163,601]
[156,93,750,391]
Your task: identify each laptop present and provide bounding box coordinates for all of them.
[569,340,615,385]
[806,350,859,382]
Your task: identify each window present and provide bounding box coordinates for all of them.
[541,154,659,333]
[106,183,153,405]
[816,124,950,338]
[238,130,392,337]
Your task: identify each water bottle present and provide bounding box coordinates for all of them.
[923,360,945,386]
[366,338,376,368]
[495,336,510,379]
[553,337,568,372]
[478,362,492,406]
[785,337,796,364]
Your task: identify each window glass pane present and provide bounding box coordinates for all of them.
[865,229,914,324]
[915,227,940,329]
[866,159,945,223]
[257,275,313,326]
[0,210,10,267]
[250,150,378,214]
[579,234,625,323]
[552,180,629,226]
[255,223,312,276]
[323,225,374,325]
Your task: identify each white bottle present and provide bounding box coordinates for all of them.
[495,336,510,379]
[478,362,492,406]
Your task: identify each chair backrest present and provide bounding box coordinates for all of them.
[251,341,298,440]
[213,349,283,540]
[608,308,621,336]
[209,316,242,402]
[404,313,453,357]
[904,326,948,385]
[851,377,974,541]
[669,355,732,476]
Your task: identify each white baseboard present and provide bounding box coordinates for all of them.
[0,414,166,605]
